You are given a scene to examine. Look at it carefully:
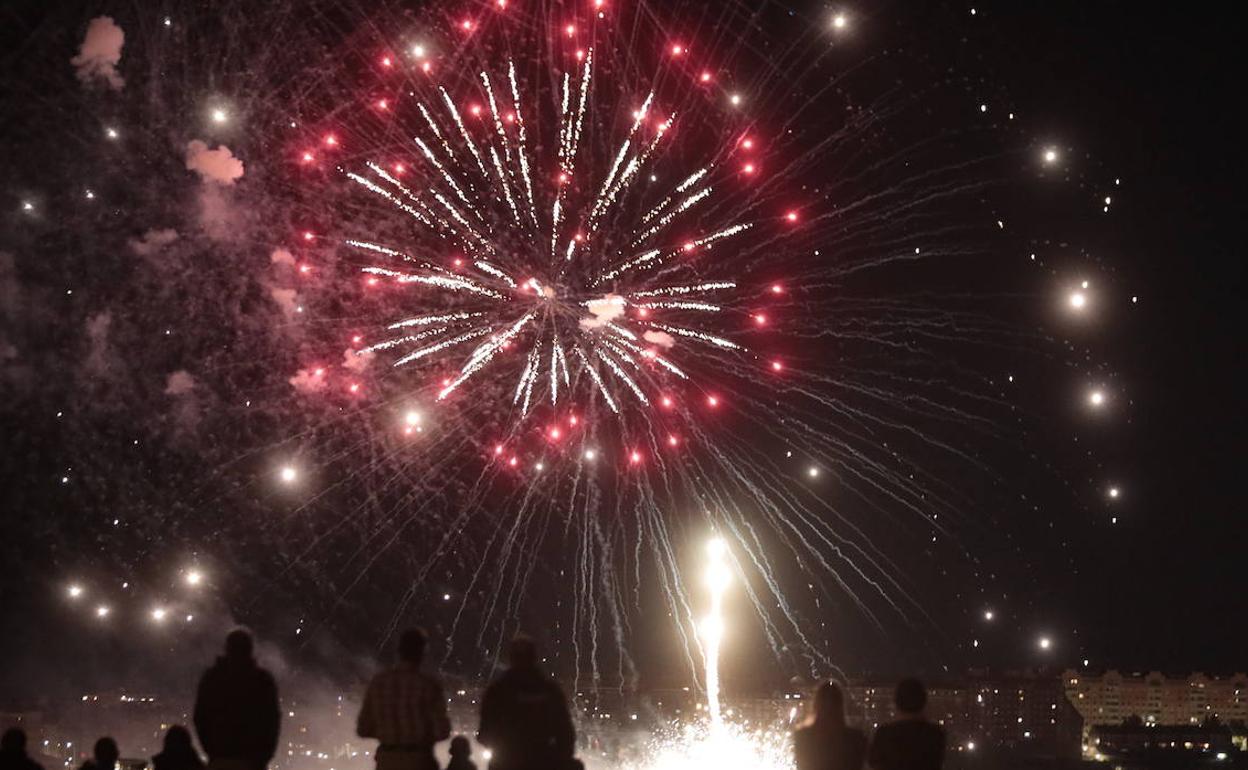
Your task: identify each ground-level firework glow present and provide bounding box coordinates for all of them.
[620,539,790,770]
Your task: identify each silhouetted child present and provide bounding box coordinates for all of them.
[445,736,476,770]
[79,738,119,770]
[151,727,204,770]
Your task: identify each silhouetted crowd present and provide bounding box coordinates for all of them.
[1,628,946,770]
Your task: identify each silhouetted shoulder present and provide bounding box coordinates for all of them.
[795,724,867,770]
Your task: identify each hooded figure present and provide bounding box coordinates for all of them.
[193,629,280,770]
[151,727,204,770]
[477,636,576,770]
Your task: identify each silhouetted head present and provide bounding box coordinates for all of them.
[2,729,27,753]
[449,736,471,757]
[507,634,538,671]
[812,680,847,726]
[94,737,120,768]
[398,628,428,665]
[224,628,254,660]
[894,678,927,715]
[162,726,194,754]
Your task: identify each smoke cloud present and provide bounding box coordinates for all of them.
[289,367,328,395]
[269,287,300,318]
[643,329,676,349]
[341,348,374,373]
[128,228,179,257]
[580,294,627,329]
[164,370,196,396]
[71,17,125,90]
[185,140,245,185]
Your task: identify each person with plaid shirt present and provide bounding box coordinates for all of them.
[357,629,451,770]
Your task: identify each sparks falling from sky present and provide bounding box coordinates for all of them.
[3,0,1143,696]
[264,0,1106,682]
[344,49,755,421]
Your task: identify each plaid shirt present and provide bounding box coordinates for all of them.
[357,663,451,748]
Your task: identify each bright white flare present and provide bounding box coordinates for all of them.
[1088,390,1105,407]
[346,54,754,423]
[622,538,789,770]
[702,538,730,730]
[185,570,203,586]
[1069,291,1086,309]
[68,585,84,598]
[280,466,298,483]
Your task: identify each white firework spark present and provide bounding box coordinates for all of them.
[349,53,750,414]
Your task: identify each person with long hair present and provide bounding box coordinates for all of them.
[794,681,867,770]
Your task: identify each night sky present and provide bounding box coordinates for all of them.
[1,0,1243,706]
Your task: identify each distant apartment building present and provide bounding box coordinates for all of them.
[1062,670,1248,727]
[844,670,1083,761]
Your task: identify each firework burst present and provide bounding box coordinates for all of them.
[271,0,1018,684]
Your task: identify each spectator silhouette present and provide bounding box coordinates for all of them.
[1,729,43,770]
[794,681,867,770]
[867,679,944,770]
[356,628,450,770]
[477,636,576,770]
[79,738,118,770]
[445,736,476,770]
[152,727,204,770]
[193,629,281,770]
